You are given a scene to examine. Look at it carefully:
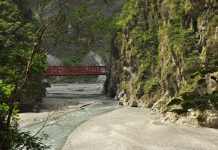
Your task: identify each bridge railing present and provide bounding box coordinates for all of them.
[44,66,108,76]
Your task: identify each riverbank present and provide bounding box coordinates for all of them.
[19,83,104,128]
[62,107,218,150]
[18,83,218,150]
[19,103,93,128]
[19,83,119,150]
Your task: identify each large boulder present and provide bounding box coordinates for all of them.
[206,72,218,94]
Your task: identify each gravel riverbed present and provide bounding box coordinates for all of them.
[19,83,218,150]
[19,83,119,149]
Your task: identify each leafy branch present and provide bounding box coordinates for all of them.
[6,0,69,127]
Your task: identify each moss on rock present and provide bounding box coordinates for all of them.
[113,0,218,125]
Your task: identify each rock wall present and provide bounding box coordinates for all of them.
[81,51,106,82]
[110,0,218,127]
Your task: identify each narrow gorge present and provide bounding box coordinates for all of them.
[0,0,218,149]
[107,0,218,128]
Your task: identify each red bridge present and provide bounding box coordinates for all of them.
[44,66,108,76]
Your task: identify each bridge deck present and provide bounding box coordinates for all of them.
[44,66,107,76]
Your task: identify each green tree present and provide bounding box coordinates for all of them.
[0,0,47,149]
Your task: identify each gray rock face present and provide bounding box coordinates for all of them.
[206,72,218,94]
[118,91,128,105]
[81,51,105,66]
[46,54,63,66]
[81,51,107,82]
[164,109,218,129]
[204,110,218,128]
[146,100,156,108]
[46,54,64,81]
[130,101,138,107]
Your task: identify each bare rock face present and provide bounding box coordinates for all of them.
[204,110,218,128]
[163,109,218,129]
[145,100,156,108]
[118,91,128,106]
[46,54,64,81]
[164,110,201,127]
[206,72,218,94]
[130,100,138,107]
[81,51,104,66]
[46,54,63,66]
[81,51,107,82]
[118,90,139,107]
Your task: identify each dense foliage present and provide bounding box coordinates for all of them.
[0,0,47,149]
[48,0,118,82]
[113,0,218,125]
[0,0,46,107]
[55,1,116,65]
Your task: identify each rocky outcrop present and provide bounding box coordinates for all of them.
[81,51,106,82]
[104,59,120,98]
[81,51,105,66]
[113,0,218,128]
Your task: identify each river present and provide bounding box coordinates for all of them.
[20,83,218,150]
[20,83,119,150]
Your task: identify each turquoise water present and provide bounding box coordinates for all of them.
[22,99,118,150]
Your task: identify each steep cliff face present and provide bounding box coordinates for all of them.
[113,0,218,127]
